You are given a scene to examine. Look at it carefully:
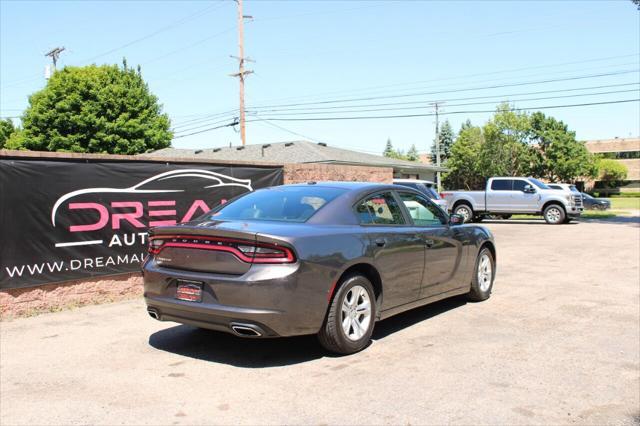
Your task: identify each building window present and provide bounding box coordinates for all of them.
[599,151,640,159]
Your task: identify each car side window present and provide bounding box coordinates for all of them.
[398,192,446,226]
[513,180,529,191]
[356,192,405,225]
[491,179,513,191]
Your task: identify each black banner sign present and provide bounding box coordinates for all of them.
[0,158,283,289]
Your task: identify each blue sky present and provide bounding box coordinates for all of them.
[1,0,638,155]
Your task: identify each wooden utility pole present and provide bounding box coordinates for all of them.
[44,47,65,70]
[433,102,442,192]
[231,0,253,146]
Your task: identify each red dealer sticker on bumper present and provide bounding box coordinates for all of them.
[175,281,203,303]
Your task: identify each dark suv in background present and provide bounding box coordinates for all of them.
[393,179,448,210]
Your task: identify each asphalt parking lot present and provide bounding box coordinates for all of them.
[1,218,639,425]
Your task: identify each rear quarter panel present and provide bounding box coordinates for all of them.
[256,226,373,328]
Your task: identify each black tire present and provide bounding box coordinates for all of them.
[318,274,376,355]
[467,247,495,302]
[453,203,474,223]
[543,204,566,225]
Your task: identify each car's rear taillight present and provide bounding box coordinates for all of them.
[148,235,295,264]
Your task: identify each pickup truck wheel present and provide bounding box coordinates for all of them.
[318,274,376,355]
[467,247,495,302]
[543,204,566,225]
[453,204,473,223]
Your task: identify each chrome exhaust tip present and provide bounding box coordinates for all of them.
[147,308,159,320]
[230,323,262,337]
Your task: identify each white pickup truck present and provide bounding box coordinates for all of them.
[441,177,583,224]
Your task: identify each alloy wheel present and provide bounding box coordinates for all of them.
[456,206,472,223]
[545,207,562,223]
[340,285,372,341]
[477,253,493,292]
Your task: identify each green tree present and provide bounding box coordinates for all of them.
[383,138,395,157]
[406,144,419,161]
[442,104,598,189]
[10,62,172,154]
[443,122,485,190]
[597,158,628,187]
[430,120,455,163]
[382,138,407,160]
[0,118,16,149]
[479,104,538,178]
[529,112,598,182]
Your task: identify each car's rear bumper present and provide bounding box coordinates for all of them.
[142,258,329,338]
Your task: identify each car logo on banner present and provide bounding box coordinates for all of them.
[0,159,283,289]
[50,169,253,248]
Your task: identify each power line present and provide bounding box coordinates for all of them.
[247,82,639,113]
[141,26,236,67]
[173,98,639,138]
[0,2,231,91]
[172,116,239,135]
[176,83,639,129]
[174,83,640,131]
[172,83,640,136]
[247,53,639,105]
[172,83,639,124]
[247,69,639,109]
[80,2,226,64]
[246,99,639,122]
[173,120,239,139]
[171,109,239,129]
[252,117,325,143]
[247,88,639,117]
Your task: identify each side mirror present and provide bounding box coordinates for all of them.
[449,214,464,226]
[524,184,536,194]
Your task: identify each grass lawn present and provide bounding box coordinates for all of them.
[484,198,639,221]
[581,211,618,219]
[608,197,640,210]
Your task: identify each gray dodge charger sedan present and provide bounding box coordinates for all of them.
[143,182,496,354]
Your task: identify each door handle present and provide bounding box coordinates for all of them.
[374,238,386,247]
[424,239,435,248]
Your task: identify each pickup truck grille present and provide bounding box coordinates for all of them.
[573,195,583,208]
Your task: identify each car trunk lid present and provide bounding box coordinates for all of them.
[148,220,294,274]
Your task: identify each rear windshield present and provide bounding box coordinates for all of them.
[208,186,346,222]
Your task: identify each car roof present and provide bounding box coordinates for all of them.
[282,181,400,190]
[393,179,435,184]
[273,181,426,198]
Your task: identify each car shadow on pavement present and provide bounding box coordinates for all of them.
[580,216,640,226]
[482,219,579,225]
[148,297,466,367]
[371,296,467,340]
[483,217,639,227]
[148,325,325,368]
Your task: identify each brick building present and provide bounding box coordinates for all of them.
[144,140,446,182]
[585,137,640,193]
